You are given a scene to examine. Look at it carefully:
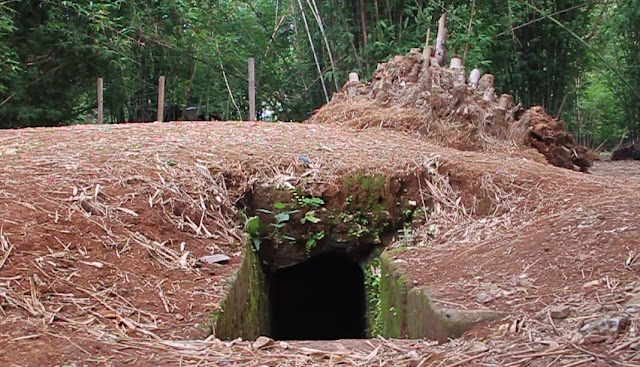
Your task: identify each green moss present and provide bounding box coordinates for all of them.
[213,242,268,340]
[342,173,387,212]
[377,249,505,342]
[379,250,410,338]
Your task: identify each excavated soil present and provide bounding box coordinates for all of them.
[0,122,638,367]
[611,143,640,161]
[307,49,595,173]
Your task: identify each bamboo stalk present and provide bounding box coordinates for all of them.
[462,0,476,64]
[296,0,330,103]
[306,0,340,90]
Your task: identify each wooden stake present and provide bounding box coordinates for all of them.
[157,76,165,122]
[435,13,448,66]
[469,69,481,89]
[97,78,103,124]
[483,87,495,102]
[450,57,462,69]
[248,58,256,121]
[499,94,513,109]
[422,29,431,61]
[347,72,359,97]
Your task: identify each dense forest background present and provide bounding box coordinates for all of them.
[0,0,638,148]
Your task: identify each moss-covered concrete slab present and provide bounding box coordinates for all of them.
[213,244,268,340]
[378,251,505,342]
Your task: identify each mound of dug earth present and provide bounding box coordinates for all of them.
[517,106,596,172]
[611,142,640,161]
[307,48,594,172]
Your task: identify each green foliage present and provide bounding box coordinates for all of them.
[339,210,369,239]
[301,210,321,224]
[305,230,325,254]
[1,0,636,146]
[292,192,325,208]
[364,257,383,336]
[245,216,262,251]
[300,196,325,208]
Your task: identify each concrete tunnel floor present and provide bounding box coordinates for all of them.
[267,253,368,341]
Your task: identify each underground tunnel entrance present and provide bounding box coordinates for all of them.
[267,253,367,341]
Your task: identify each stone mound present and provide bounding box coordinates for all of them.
[307,48,594,172]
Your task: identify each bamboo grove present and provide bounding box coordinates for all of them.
[0,0,638,146]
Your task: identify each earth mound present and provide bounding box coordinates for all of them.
[306,48,594,172]
[611,142,640,161]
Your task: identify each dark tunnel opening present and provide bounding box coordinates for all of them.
[267,253,367,341]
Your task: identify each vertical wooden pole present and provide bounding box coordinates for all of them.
[499,94,513,110]
[97,78,104,124]
[248,58,256,121]
[157,76,165,122]
[435,13,448,66]
[469,69,481,89]
[422,28,431,61]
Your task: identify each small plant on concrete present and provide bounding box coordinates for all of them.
[301,196,324,207]
[397,225,415,245]
[255,203,300,245]
[245,216,262,251]
[305,230,325,254]
[339,210,370,239]
[364,257,383,336]
[301,210,321,224]
[291,191,325,208]
[346,195,353,205]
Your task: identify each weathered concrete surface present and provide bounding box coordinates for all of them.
[214,244,268,340]
[380,251,505,342]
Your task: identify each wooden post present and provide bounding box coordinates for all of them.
[435,13,448,66]
[157,76,165,122]
[422,29,431,61]
[248,58,256,121]
[97,78,103,124]
[499,94,513,109]
[449,57,462,69]
[347,72,360,98]
[422,47,433,67]
[469,69,481,89]
[478,73,494,91]
[483,88,495,102]
[454,71,466,87]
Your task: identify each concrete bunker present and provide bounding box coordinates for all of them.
[213,173,422,341]
[268,253,367,340]
[212,172,507,343]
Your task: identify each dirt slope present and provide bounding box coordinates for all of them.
[0,122,638,366]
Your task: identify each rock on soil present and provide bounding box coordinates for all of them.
[550,306,571,319]
[475,290,495,304]
[307,48,595,172]
[252,336,274,350]
[579,314,630,338]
